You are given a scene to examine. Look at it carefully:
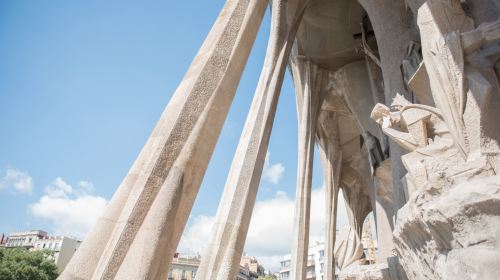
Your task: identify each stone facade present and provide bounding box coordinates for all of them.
[59,0,500,279]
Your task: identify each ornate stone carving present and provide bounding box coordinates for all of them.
[334,225,366,271]
[371,94,451,153]
[366,2,500,279]
[394,175,500,280]
[418,0,500,171]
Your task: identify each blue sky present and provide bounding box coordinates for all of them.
[0,0,345,270]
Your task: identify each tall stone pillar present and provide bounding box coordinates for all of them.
[333,61,387,227]
[357,0,420,219]
[289,59,326,280]
[373,159,395,262]
[341,165,372,241]
[317,112,342,280]
[194,1,308,279]
[59,1,266,279]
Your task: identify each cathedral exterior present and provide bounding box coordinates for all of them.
[59,0,500,279]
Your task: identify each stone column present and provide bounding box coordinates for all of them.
[335,61,384,140]
[317,112,342,280]
[194,1,308,280]
[333,62,388,229]
[341,165,372,241]
[59,1,266,279]
[357,0,420,219]
[373,159,395,262]
[289,58,326,280]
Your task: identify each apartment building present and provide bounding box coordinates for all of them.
[279,242,327,280]
[168,253,266,280]
[1,230,81,272]
[32,236,81,272]
[2,230,48,248]
[241,255,265,278]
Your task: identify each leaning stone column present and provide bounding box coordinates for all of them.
[59,1,266,279]
[194,1,309,280]
[317,112,342,280]
[289,58,326,280]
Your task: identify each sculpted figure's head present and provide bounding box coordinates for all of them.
[371,103,391,126]
[372,94,411,129]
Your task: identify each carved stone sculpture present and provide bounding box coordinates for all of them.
[334,225,365,271]
[418,0,500,171]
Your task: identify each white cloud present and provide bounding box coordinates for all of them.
[262,152,285,184]
[244,187,349,271]
[77,181,94,192]
[45,177,72,198]
[29,177,107,239]
[178,186,349,272]
[177,215,215,256]
[0,167,34,195]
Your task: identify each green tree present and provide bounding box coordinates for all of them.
[0,248,58,280]
[258,276,277,280]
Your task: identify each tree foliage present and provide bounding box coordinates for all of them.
[257,276,277,280]
[0,248,58,280]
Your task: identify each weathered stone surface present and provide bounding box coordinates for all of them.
[317,111,342,280]
[358,0,420,216]
[339,263,390,280]
[393,175,500,280]
[408,63,435,107]
[289,57,326,280]
[334,226,366,271]
[195,0,304,279]
[418,0,500,169]
[373,160,396,262]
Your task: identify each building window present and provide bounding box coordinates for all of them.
[281,260,291,268]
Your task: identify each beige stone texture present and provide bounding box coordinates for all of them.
[408,63,435,107]
[194,0,306,278]
[394,175,500,280]
[373,160,396,262]
[357,0,420,216]
[334,226,365,271]
[339,263,390,280]
[317,111,342,280]
[418,0,500,169]
[289,57,326,280]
